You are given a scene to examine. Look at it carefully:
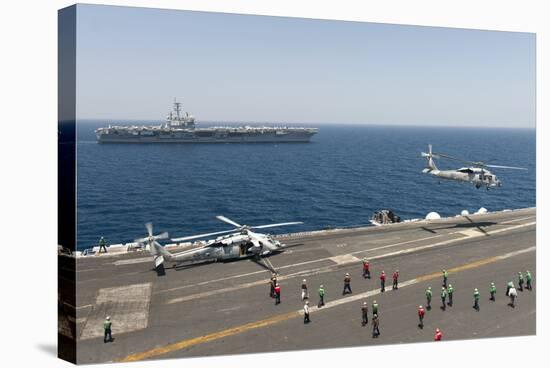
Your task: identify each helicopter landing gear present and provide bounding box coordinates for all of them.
[252,254,278,274]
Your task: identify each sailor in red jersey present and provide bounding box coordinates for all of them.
[417,305,425,329]
[362,258,371,279]
[392,270,399,290]
[274,283,281,305]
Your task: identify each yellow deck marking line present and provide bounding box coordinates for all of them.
[120,311,299,362]
[119,246,535,362]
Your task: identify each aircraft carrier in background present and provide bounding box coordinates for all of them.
[95,100,319,143]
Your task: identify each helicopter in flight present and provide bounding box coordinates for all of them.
[136,216,303,274]
[421,144,527,190]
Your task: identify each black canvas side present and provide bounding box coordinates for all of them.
[58,4,77,364]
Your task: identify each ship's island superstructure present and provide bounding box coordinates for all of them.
[95,101,318,143]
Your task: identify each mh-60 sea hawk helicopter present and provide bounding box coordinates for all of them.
[135,216,303,274]
[421,144,527,190]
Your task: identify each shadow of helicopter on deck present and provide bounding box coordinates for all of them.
[420,216,495,236]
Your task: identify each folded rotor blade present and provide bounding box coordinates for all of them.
[484,164,527,170]
[171,229,236,242]
[216,215,242,228]
[252,222,303,229]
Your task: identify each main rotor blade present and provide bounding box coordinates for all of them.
[216,215,242,228]
[484,164,527,170]
[435,153,477,165]
[252,222,303,229]
[145,222,153,237]
[171,229,236,242]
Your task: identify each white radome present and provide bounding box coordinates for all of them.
[476,207,488,215]
[461,210,469,216]
[425,212,441,220]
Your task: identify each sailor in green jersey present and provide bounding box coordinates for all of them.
[526,271,532,290]
[506,281,514,296]
[473,288,480,311]
[490,282,497,301]
[318,285,326,307]
[518,272,525,291]
[372,300,379,318]
[440,287,447,310]
[442,269,448,288]
[425,287,432,310]
[98,236,108,254]
[103,316,112,343]
[447,284,454,307]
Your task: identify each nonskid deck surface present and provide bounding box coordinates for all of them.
[70,208,536,363]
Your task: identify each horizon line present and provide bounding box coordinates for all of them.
[75,118,536,130]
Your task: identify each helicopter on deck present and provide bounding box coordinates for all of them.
[135,216,303,274]
[421,144,527,190]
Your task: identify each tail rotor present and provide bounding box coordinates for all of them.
[421,144,439,172]
[135,222,171,268]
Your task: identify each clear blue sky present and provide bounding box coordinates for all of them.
[75,4,535,127]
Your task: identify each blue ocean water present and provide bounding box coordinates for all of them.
[76,121,535,250]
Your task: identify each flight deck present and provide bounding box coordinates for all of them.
[61,208,536,364]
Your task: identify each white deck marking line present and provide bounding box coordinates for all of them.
[165,267,335,304]
[500,216,536,225]
[487,221,535,235]
[113,257,153,266]
[121,246,535,362]
[163,222,535,305]
[494,246,536,259]
[458,229,483,237]
[330,254,361,264]
[348,234,445,256]
[156,234,442,295]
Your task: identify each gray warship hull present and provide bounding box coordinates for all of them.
[96,127,318,143]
